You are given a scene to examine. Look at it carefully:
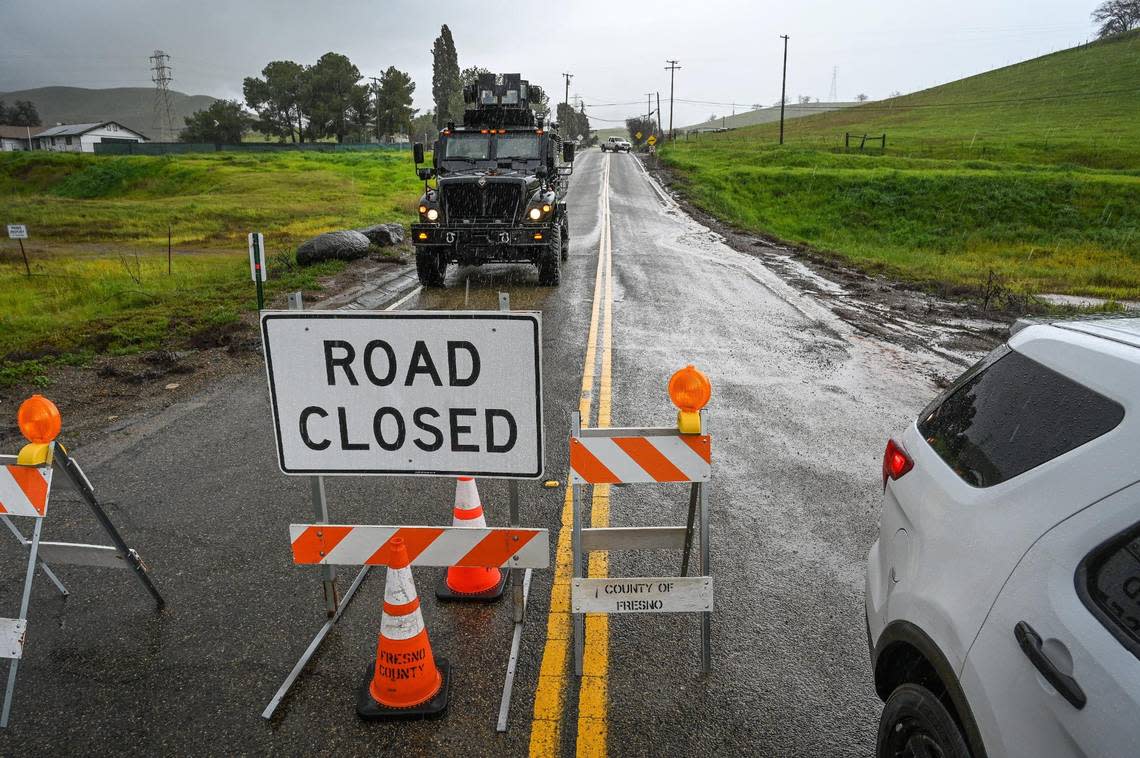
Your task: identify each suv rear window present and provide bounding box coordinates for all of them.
[1078,522,1140,660]
[917,347,1124,487]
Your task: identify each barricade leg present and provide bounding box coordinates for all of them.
[310,476,338,616]
[261,565,371,720]
[1,517,43,728]
[55,447,164,610]
[1,515,68,596]
[572,482,584,677]
[680,484,698,576]
[699,480,711,673]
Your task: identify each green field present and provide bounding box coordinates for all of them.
[0,151,423,385]
[662,31,1140,300]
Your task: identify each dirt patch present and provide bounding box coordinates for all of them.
[0,250,412,452]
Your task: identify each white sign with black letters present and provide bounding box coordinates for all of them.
[572,576,713,614]
[261,311,543,478]
[7,224,28,240]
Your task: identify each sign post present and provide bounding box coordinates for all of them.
[7,225,29,276]
[248,232,267,310]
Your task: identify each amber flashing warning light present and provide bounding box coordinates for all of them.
[668,365,711,434]
[18,395,61,444]
[16,394,60,465]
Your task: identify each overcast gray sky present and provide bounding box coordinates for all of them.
[0,0,1101,128]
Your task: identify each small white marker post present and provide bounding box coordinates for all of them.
[7,225,29,276]
[248,232,267,310]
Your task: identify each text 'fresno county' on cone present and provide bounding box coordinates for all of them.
[358,537,450,720]
[436,476,509,601]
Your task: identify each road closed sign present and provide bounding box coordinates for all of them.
[261,311,543,478]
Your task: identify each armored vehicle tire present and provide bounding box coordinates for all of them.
[538,225,561,286]
[416,248,448,287]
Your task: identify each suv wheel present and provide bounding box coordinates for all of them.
[415,248,447,287]
[877,684,970,758]
[537,225,561,286]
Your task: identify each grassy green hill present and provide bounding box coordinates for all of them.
[0,86,217,138]
[691,31,1140,168]
[663,31,1140,301]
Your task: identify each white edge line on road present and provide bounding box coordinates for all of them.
[385,285,422,311]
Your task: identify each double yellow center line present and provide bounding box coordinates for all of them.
[529,154,613,757]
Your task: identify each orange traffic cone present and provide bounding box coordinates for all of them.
[358,538,450,720]
[436,477,509,601]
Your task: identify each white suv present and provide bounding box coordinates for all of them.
[866,317,1140,758]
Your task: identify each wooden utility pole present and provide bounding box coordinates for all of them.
[779,35,789,145]
[665,60,681,141]
[562,72,573,105]
[656,92,661,139]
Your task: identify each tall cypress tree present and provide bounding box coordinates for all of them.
[431,25,461,129]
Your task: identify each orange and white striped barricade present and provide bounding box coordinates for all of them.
[569,408,714,674]
[288,525,548,570]
[0,437,163,728]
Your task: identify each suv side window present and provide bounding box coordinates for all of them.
[917,348,1124,487]
[1078,522,1140,661]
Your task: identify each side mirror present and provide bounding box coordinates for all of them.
[562,142,575,163]
[417,167,435,181]
[413,142,425,165]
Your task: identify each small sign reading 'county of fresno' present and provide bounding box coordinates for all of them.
[572,576,713,614]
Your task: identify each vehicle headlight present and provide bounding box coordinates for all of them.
[528,207,543,221]
[427,208,439,221]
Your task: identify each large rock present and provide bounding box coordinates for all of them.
[296,230,372,265]
[356,222,405,246]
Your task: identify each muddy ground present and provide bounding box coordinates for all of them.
[0,252,413,452]
[641,156,1019,372]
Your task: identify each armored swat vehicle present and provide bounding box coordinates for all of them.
[411,73,575,287]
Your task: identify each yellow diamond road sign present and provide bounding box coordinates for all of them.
[634,131,642,140]
[647,135,657,146]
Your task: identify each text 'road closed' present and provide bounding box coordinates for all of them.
[261,311,543,478]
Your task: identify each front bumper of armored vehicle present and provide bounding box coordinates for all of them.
[412,222,554,262]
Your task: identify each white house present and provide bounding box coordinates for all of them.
[33,122,148,153]
[0,125,46,151]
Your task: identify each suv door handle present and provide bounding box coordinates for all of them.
[1014,621,1087,710]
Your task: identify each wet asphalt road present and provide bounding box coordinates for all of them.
[0,149,954,756]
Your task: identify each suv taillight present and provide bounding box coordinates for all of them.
[882,439,913,489]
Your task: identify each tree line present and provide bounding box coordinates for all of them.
[182,52,416,144]
[1092,0,1140,37]
[180,25,579,145]
[0,100,41,127]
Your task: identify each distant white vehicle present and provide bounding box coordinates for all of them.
[600,136,630,153]
[867,317,1140,758]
